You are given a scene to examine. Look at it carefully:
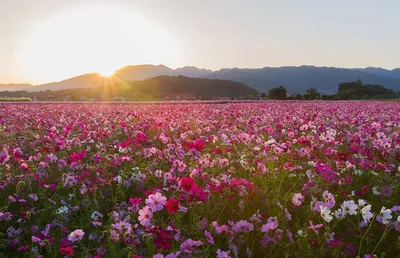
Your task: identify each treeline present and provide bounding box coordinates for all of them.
[263,80,399,100]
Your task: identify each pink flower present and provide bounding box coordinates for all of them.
[308,220,323,235]
[29,194,39,201]
[261,217,278,232]
[204,230,214,244]
[232,220,254,233]
[292,193,304,206]
[216,249,231,258]
[67,229,85,242]
[138,206,153,227]
[145,192,167,212]
[180,238,202,254]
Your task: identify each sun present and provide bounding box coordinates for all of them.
[99,69,116,78]
[17,4,184,83]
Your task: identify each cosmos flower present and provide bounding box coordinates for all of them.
[292,192,304,206]
[204,230,214,244]
[180,239,202,254]
[67,229,85,242]
[138,206,153,227]
[320,206,333,223]
[232,220,254,233]
[341,200,358,216]
[180,177,196,192]
[165,198,179,214]
[378,207,392,224]
[216,249,231,258]
[361,205,373,223]
[145,192,167,212]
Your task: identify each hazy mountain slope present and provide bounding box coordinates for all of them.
[5,64,400,94]
[205,66,400,94]
[0,83,33,91]
[1,76,257,100]
[172,66,213,77]
[25,73,113,92]
[355,67,400,79]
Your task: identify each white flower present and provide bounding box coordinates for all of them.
[334,209,345,220]
[307,161,317,168]
[354,170,363,176]
[380,207,392,224]
[341,200,358,216]
[370,171,379,176]
[297,230,307,237]
[361,205,373,223]
[320,206,333,223]
[372,186,381,195]
[397,215,400,223]
[56,206,69,215]
[358,199,367,207]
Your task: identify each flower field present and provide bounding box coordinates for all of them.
[0,102,400,257]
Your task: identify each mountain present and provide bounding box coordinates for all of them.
[1,76,257,100]
[172,66,213,77]
[114,65,173,81]
[22,65,213,92]
[0,83,33,91]
[3,64,400,94]
[24,73,119,92]
[205,66,400,94]
[355,67,400,79]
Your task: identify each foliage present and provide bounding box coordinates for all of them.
[338,80,396,100]
[268,86,287,99]
[303,88,321,100]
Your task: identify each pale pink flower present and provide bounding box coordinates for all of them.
[138,206,153,227]
[68,229,85,242]
[145,192,167,212]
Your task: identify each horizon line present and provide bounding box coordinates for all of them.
[1,64,400,85]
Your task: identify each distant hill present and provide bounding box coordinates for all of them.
[204,66,400,94]
[0,83,33,91]
[355,67,400,79]
[0,76,257,100]
[24,73,120,92]
[3,64,400,94]
[20,65,213,92]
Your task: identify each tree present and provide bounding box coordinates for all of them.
[260,92,268,99]
[268,86,287,100]
[295,94,304,100]
[304,88,320,100]
[338,80,396,100]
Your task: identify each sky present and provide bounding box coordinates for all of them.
[1,0,400,84]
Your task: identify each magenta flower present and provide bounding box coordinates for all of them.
[204,230,214,244]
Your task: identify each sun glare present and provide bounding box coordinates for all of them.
[17,4,184,83]
[99,69,116,78]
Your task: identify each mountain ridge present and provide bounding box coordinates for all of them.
[2,65,400,94]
